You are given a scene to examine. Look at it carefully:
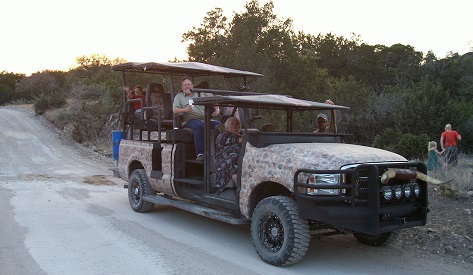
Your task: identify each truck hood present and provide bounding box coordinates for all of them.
[239,142,407,219]
[244,142,407,171]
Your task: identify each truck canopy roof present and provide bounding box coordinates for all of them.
[112,61,263,78]
[193,94,350,111]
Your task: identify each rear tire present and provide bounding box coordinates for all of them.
[128,169,155,212]
[354,232,392,246]
[250,196,310,266]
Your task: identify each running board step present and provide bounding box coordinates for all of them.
[142,194,249,225]
[173,178,203,185]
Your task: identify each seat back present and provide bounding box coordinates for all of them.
[145,83,174,120]
[145,83,165,120]
[142,83,175,132]
[162,92,173,120]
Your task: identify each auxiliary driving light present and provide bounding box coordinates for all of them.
[412,182,421,197]
[403,184,412,198]
[381,186,393,201]
[394,185,403,199]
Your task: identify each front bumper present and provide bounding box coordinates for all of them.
[293,162,429,235]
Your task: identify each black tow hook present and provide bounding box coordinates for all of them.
[394,217,407,224]
[418,207,430,214]
[379,213,390,221]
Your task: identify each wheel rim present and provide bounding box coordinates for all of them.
[131,179,141,204]
[258,212,284,252]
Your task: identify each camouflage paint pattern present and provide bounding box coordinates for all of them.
[238,142,407,219]
[119,135,407,219]
[118,139,176,196]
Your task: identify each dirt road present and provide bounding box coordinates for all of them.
[0,107,470,274]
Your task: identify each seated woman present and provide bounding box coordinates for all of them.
[215,117,242,194]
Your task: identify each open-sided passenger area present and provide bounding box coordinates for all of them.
[115,62,354,208]
[121,82,177,141]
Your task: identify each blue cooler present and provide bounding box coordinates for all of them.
[112,130,123,161]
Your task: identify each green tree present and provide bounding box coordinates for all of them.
[299,32,362,79]
[183,0,309,95]
[15,71,62,100]
[391,79,450,138]
[69,53,124,79]
[178,0,473,153]
[377,44,423,88]
[183,8,228,63]
[0,71,25,104]
[324,76,392,145]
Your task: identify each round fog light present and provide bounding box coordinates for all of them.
[394,185,403,199]
[381,186,393,201]
[403,184,412,198]
[412,182,421,197]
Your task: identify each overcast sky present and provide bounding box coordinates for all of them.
[1,0,471,75]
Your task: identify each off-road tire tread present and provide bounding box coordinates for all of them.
[354,232,392,246]
[128,169,155,212]
[251,196,310,266]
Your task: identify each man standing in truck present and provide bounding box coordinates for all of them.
[173,78,221,161]
[314,99,335,133]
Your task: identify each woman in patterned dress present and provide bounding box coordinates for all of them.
[215,117,242,193]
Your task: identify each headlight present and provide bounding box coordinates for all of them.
[381,186,393,201]
[307,174,340,195]
[394,185,403,199]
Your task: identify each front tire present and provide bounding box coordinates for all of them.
[250,196,310,266]
[128,169,155,212]
[354,232,392,246]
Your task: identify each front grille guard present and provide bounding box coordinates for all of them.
[293,162,429,235]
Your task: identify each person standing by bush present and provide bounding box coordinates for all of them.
[426,141,442,172]
[440,124,462,167]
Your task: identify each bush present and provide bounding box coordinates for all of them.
[0,83,15,105]
[79,82,106,100]
[71,100,110,144]
[33,93,66,115]
[373,128,429,159]
[56,108,75,123]
[394,133,429,160]
[372,128,399,153]
[16,71,60,100]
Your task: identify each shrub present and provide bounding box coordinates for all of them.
[33,93,66,115]
[394,133,429,160]
[71,100,110,144]
[373,128,429,159]
[0,83,15,105]
[56,108,75,123]
[16,71,60,100]
[372,128,399,153]
[79,82,106,100]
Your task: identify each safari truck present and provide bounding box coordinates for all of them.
[112,62,438,266]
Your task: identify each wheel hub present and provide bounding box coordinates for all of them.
[270,226,279,238]
[259,212,284,252]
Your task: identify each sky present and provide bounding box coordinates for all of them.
[1,0,472,75]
